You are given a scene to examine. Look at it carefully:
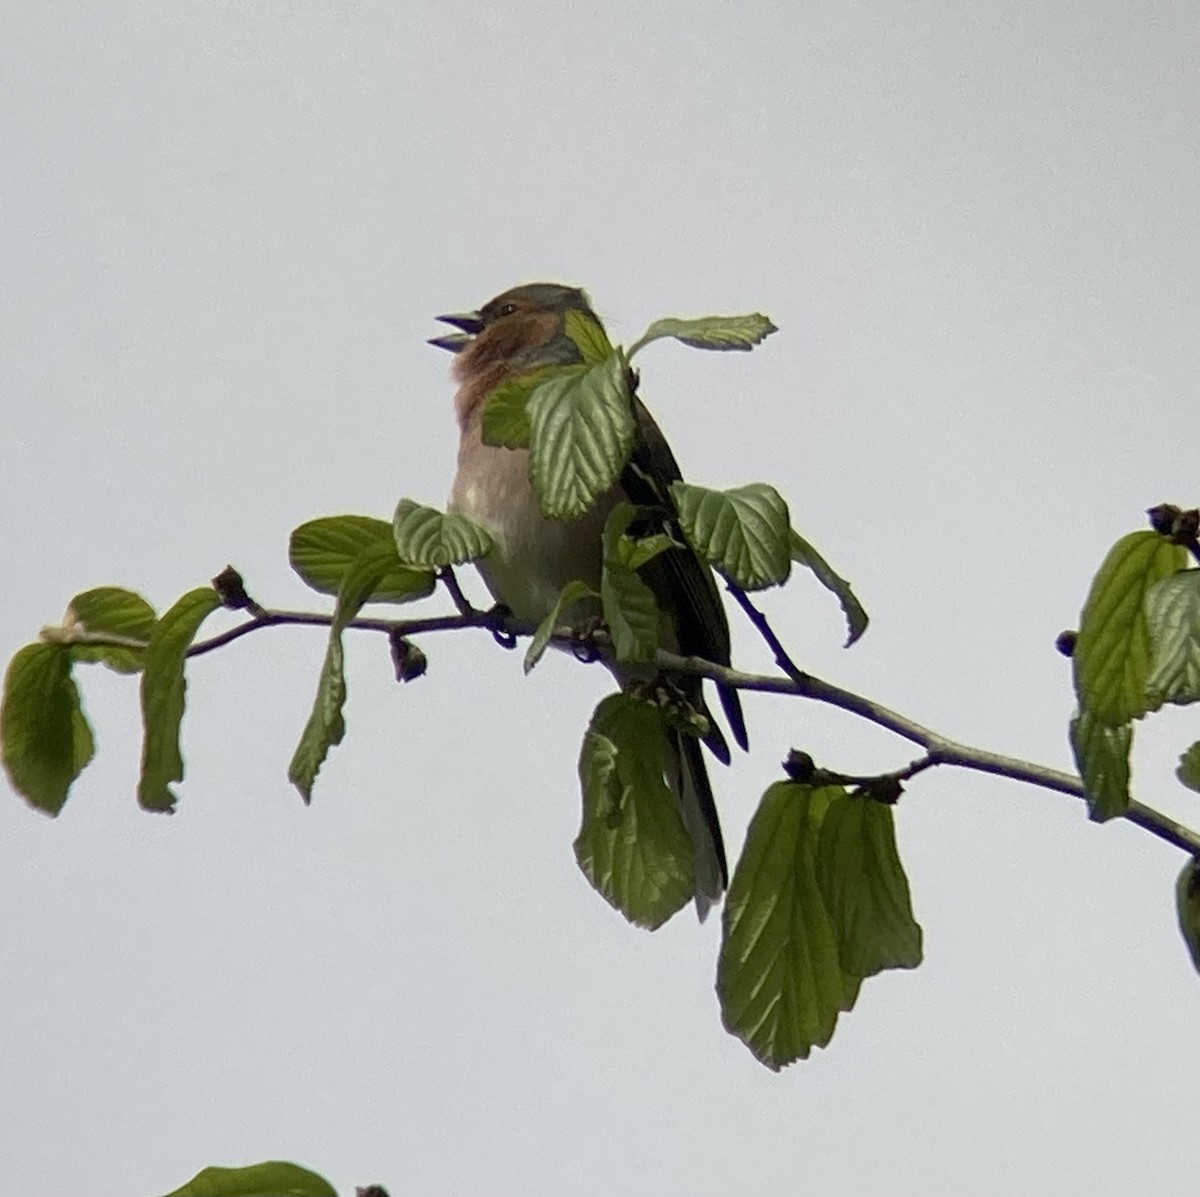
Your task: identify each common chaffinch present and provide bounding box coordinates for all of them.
[430,282,746,916]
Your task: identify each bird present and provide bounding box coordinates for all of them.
[430,282,747,918]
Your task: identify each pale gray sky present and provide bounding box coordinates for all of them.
[3,3,1199,1195]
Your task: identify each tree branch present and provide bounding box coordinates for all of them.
[54,595,1200,857]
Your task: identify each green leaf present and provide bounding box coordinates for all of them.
[1176,859,1200,977]
[1177,741,1200,794]
[392,499,493,568]
[481,312,612,449]
[1145,570,1200,707]
[574,693,696,929]
[138,587,222,812]
[525,579,597,674]
[600,503,661,663]
[1073,531,1186,726]
[290,515,437,603]
[64,587,157,673]
[1068,707,1133,822]
[481,365,586,450]
[815,794,923,975]
[288,542,395,803]
[717,783,860,1069]
[671,482,791,591]
[528,351,635,519]
[157,1159,336,1197]
[564,307,615,364]
[790,529,869,646]
[1,643,95,815]
[629,312,778,356]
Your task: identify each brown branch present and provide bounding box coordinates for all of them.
[57,598,1200,857]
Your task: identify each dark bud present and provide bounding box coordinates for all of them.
[389,632,427,683]
[783,749,816,782]
[856,777,904,805]
[1147,503,1180,536]
[356,1188,391,1197]
[211,565,253,611]
[1055,630,1077,657]
[1174,508,1200,544]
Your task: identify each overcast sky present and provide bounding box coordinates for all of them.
[4,3,1200,1195]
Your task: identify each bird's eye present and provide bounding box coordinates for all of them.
[497,302,518,317]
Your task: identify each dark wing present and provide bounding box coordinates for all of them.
[619,396,749,760]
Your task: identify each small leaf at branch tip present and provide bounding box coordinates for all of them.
[1178,741,1200,794]
[1175,859,1200,976]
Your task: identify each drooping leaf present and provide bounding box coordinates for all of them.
[1175,859,1200,977]
[1073,531,1185,726]
[63,587,157,673]
[288,543,396,803]
[290,515,436,603]
[717,783,861,1069]
[528,351,635,519]
[575,693,695,929]
[671,482,791,591]
[790,529,869,646]
[600,503,660,663]
[1177,741,1200,794]
[481,365,586,450]
[392,499,493,567]
[629,313,778,356]
[1145,570,1200,708]
[157,1159,336,1197]
[815,793,923,975]
[1,643,95,815]
[525,579,597,674]
[137,587,222,812]
[1069,707,1133,822]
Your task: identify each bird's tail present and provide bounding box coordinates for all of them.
[665,727,729,921]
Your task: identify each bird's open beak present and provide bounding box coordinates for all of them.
[428,310,484,353]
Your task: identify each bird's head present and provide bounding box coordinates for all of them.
[430,282,603,423]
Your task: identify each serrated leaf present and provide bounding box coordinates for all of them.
[288,543,396,803]
[157,1159,336,1197]
[290,515,437,603]
[64,587,157,674]
[671,481,791,591]
[790,530,869,646]
[1177,741,1200,794]
[717,783,860,1069]
[393,499,493,567]
[1145,570,1200,707]
[524,579,598,674]
[600,503,661,663]
[1069,707,1132,822]
[1176,860,1200,977]
[1073,531,1186,726]
[481,365,586,450]
[137,587,222,812]
[564,307,615,364]
[574,693,696,929]
[815,794,923,975]
[1,643,95,815]
[630,313,778,356]
[528,351,634,519]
